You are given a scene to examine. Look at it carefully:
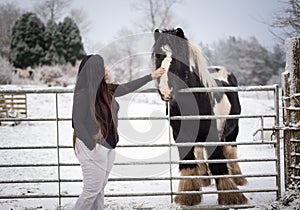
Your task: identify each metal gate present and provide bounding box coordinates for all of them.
[0,85,282,209]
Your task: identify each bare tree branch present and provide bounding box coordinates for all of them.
[149,0,156,31]
[159,0,175,28]
[70,8,91,36]
[268,28,285,43]
[131,0,182,32]
[270,0,300,41]
[0,2,21,58]
[33,0,71,23]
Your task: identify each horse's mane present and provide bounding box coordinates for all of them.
[188,41,217,88]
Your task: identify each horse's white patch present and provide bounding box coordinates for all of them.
[213,94,231,132]
[209,66,230,82]
[158,45,173,100]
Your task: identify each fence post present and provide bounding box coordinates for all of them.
[282,70,291,188]
[283,37,300,187]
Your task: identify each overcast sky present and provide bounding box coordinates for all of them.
[3,0,284,52]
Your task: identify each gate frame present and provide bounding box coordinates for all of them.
[0,85,282,209]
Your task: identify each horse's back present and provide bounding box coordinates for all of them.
[208,66,238,87]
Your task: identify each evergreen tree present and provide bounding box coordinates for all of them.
[59,17,85,66]
[43,20,65,65]
[9,12,45,68]
[243,37,273,85]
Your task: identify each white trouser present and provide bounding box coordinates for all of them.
[74,138,115,210]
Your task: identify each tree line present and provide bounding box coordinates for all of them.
[201,36,285,85]
[0,0,299,85]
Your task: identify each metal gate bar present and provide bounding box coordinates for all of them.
[0,173,278,184]
[0,140,277,150]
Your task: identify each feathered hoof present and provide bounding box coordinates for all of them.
[233,177,248,186]
[217,178,248,205]
[175,168,203,206]
[174,193,202,206]
[218,192,248,205]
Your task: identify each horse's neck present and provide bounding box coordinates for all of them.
[186,69,206,88]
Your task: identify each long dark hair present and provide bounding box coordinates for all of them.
[75,55,118,143]
[94,79,118,143]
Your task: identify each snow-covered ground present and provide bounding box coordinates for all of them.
[0,85,283,210]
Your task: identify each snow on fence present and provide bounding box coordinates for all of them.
[282,37,300,187]
[0,85,282,209]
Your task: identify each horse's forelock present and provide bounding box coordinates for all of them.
[155,32,189,66]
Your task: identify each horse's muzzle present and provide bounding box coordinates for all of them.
[158,89,171,101]
[162,95,172,101]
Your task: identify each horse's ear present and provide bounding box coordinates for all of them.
[154,29,160,41]
[176,27,184,38]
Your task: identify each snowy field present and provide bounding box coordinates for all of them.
[0,85,283,210]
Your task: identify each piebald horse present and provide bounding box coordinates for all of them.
[152,28,248,206]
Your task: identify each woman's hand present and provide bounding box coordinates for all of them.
[151,67,166,80]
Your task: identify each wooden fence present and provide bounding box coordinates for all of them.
[0,94,27,125]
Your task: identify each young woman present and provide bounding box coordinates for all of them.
[72,54,165,210]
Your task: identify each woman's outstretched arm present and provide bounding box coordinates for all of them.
[113,67,165,97]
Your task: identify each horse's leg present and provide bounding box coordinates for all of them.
[194,146,211,186]
[223,125,248,186]
[209,146,248,205]
[223,145,248,185]
[174,146,202,206]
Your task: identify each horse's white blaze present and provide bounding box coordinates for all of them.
[159,45,173,99]
[213,94,231,132]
